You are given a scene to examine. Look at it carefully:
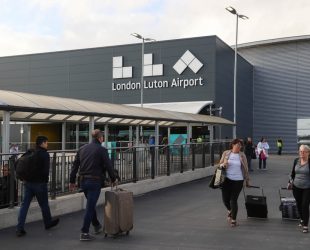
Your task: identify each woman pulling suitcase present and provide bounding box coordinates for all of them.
[287,144,310,233]
[219,138,250,227]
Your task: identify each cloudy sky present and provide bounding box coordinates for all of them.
[0,0,309,57]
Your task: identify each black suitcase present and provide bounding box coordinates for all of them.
[279,187,300,220]
[244,186,268,219]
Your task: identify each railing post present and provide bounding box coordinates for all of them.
[202,143,206,168]
[151,147,155,179]
[111,151,115,169]
[180,145,184,173]
[133,148,137,183]
[166,146,170,176]
[9,158,16,208]
[51,152,57,200]
[192,143,195,171]
[211,143,215,166]
[219,142,223,159]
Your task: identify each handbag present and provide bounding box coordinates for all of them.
[209,166,226,189]
[260,151,267,160]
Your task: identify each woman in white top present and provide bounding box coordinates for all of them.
[219,139,250,227]
[257,137,269,170]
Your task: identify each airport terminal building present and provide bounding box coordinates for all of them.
[0,35,309,152]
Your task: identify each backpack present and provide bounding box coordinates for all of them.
[15,149,37,181]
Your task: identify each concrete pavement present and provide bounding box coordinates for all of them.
[1,154,310,250]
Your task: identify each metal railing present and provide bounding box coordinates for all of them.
[0,141,229,209]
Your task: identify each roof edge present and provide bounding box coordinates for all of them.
[237,35,310,49]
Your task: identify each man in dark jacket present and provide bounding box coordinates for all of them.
[69,129,116,241]
[16,136,59,237]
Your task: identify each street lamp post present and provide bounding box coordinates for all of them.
[131,33,155,108]
[225,6,248,139]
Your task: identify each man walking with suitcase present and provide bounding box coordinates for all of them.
[69,129,116,241]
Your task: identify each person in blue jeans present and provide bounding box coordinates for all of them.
[16,136,59,237]
[70,129,116,241]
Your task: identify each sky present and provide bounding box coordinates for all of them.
[0,0,309,57]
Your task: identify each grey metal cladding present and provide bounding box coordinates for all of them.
[239,40,310,152]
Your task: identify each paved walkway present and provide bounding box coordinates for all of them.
[1,155,310,250]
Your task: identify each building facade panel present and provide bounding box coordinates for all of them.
[239,40,310,152]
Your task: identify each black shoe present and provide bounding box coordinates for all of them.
[16,229,27,237]
[45,218,60,230]
[80,233,95,241]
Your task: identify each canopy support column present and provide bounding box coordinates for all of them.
[2,111,10,156]
[89,116,94,143]
[75,124,79,150]
[104,124,109,147]
[187,123,192,143]
[167,127,171,144]
[135,126,139,145]
[62,122,66,150]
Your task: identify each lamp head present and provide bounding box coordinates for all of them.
[144,38,156,42]
[225,6,237,15]
[239,15,249,20]
[131,33,143,39]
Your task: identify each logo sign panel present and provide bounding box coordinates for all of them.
[112,50,205,91]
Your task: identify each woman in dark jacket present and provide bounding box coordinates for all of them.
[244,137,255,172]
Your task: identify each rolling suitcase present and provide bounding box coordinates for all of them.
[104,186,133,237]
[244,186,268,219]
[279,187,300,220]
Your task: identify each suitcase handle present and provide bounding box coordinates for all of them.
[278,187,292,200]
[243,185,265,199]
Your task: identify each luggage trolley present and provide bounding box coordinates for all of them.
[243,186,268,219]
[279,187,300,220]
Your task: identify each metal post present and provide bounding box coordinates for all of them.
[2,111,10,156]
[8,158,16,208]
[219,107,223,140]
[187,123,191,144]
[154,121,159,176]
[129,126,133,145]
[135,126,139,145]
[180,145,184,173]
[51,152,57,199]
[166,145,170,176]
[233,14,238,139]
[104,124,109,147]
[89,116,94,143]
[167,127,171,144]
[191,143,195,171]
[202,143,206,168]
[133,147,137,183]
[61,122,66,192]
[75,123,79,150]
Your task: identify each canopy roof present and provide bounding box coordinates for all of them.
[127,101,213,114]
[0,90,233,126]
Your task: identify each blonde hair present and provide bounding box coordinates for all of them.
[299,144,310,152]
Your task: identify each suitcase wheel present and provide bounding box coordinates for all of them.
[104,233,107,237]
[126,231,130,235]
